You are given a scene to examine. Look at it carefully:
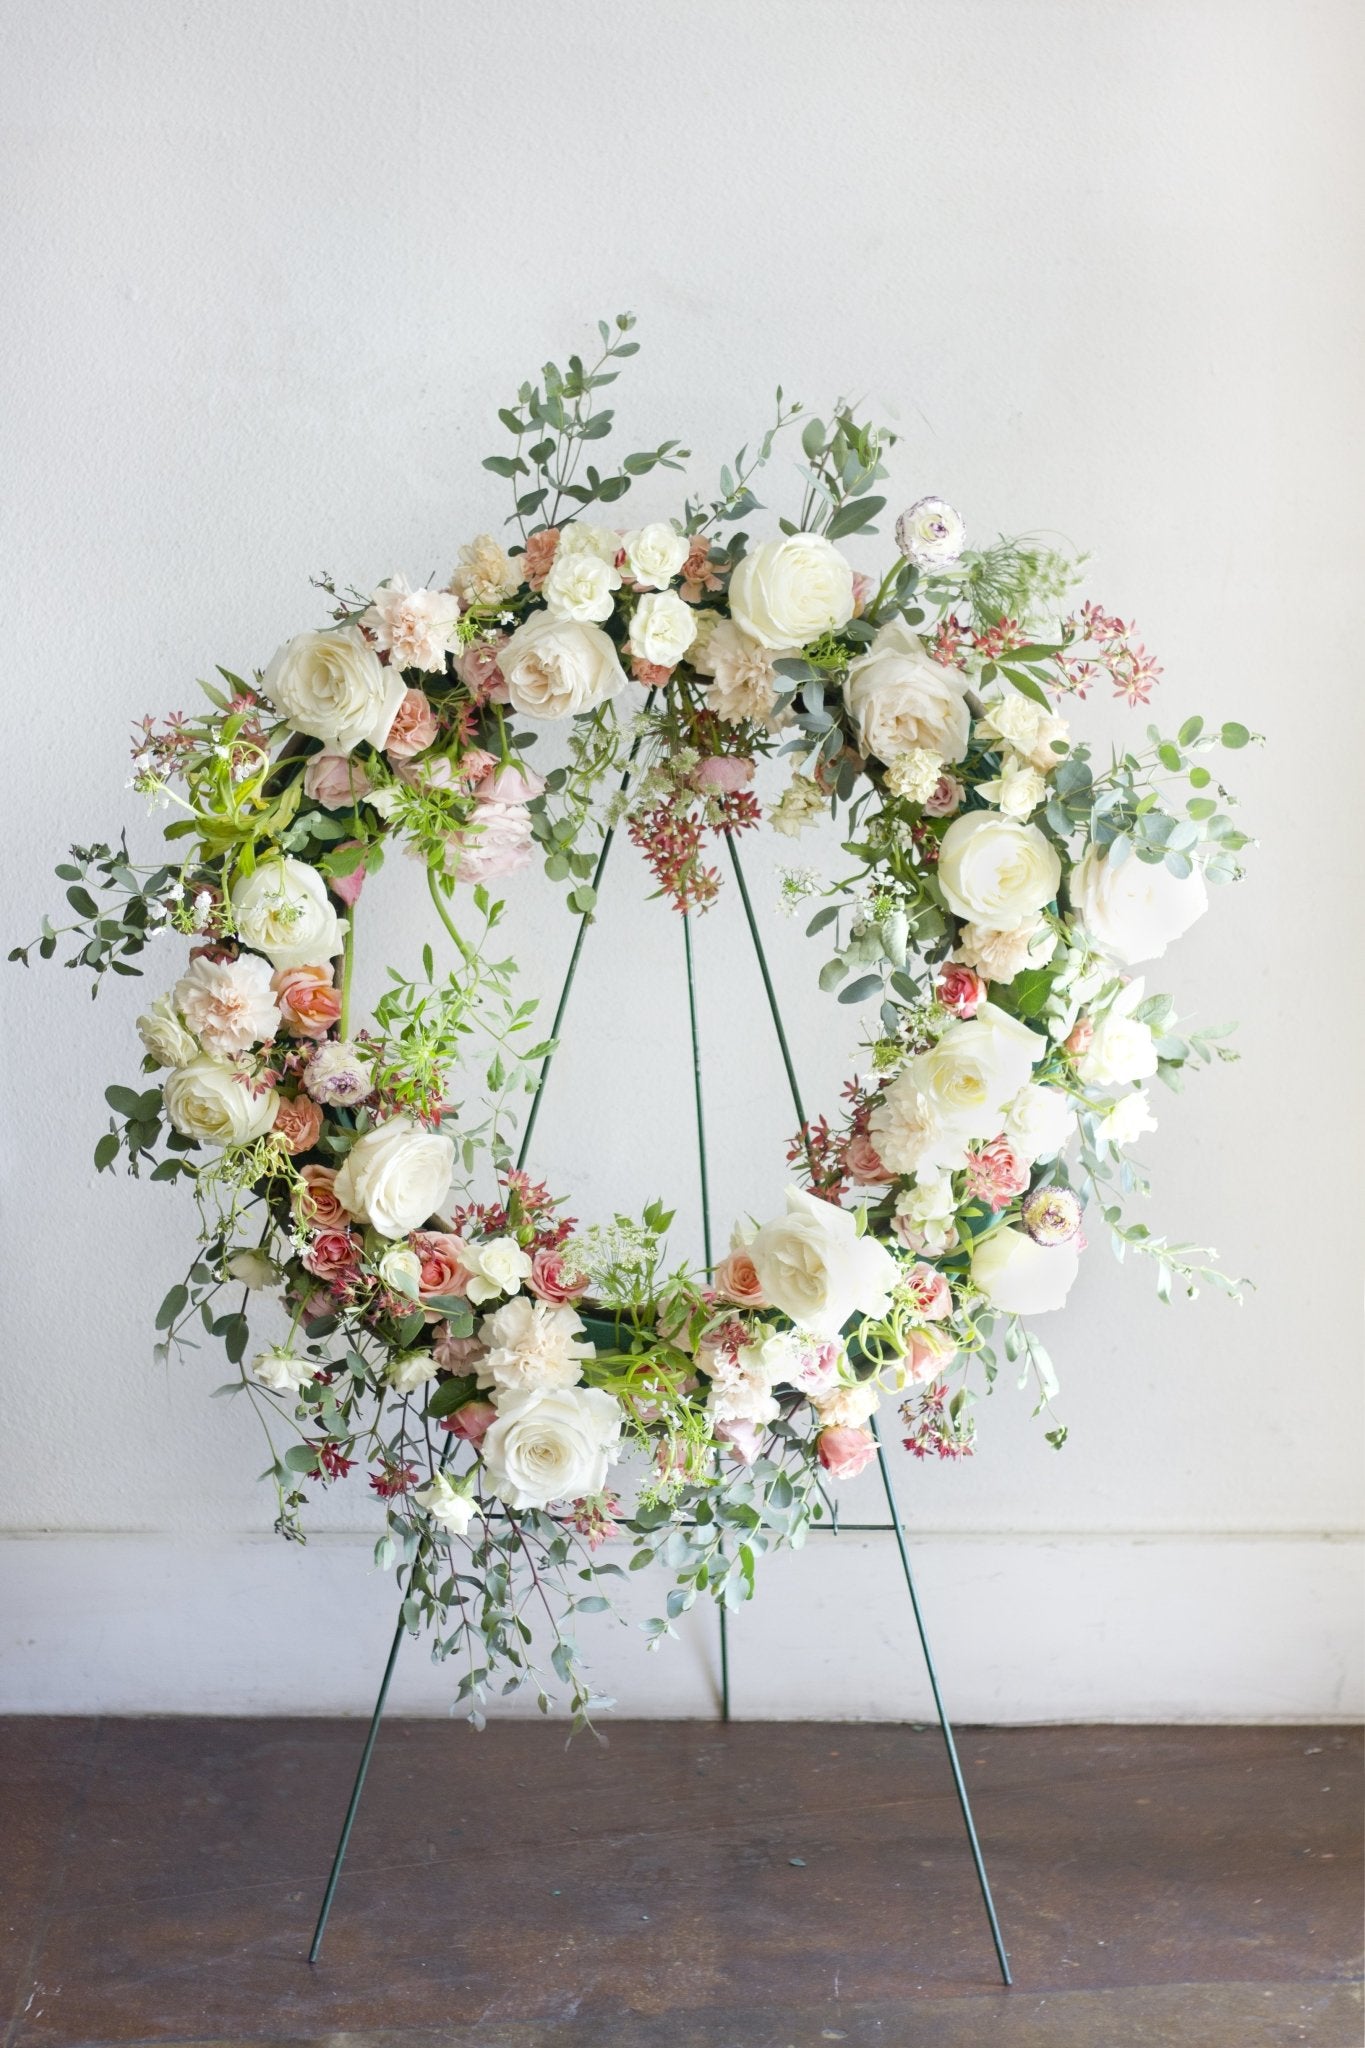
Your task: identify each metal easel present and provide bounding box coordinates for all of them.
[307,743,1012,1984]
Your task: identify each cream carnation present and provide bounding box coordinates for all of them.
[174,952,279,1056]
[449,535,521,608]
[231,858,345,972]
[477,1294,593,1393]
[333,1117,454,1239]
[868,1078,948,1181]
[748,1187,899,1339]
[624,521,688,589]
[481,1384,623,1510]
[692,618,779,722]
[728,534,854,649]
[1070,844,1208,966]
[631,589,697,668]
[955,919,1058,984]
[844,618,972,766]
[936,813,1061,931]
[363,575,462,674]
[163,1056,279,1146]
[498,611,629,719]
[261,627,406,754]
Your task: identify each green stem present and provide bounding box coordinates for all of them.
[339,907,356,1039]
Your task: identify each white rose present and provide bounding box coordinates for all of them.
[1004,1082,1075,1164]
[462,1235,533,1305]
[955,919,1057,984]
[174,952,280,1056]
[1078,980,1158,1088]
[231,858,345,972]
[251,1347,312,1394]
[413,1471,475,1536]
[728,534,855,649]
[542,550,621,623]
[972,1225,1079,1315]
[387,1349,439,1393]
[906,1003,1044,1147]
[975,692,1071,773]
[937,812,1061,931]
[333,1116,454,1239]
[631,589,697,668]
[481,1384,623,1509]
[624,521,688,589]
[1097,1089,1158,1148]
[163,1055,279,1146]
[844,618,972,765]
[476,1294,592,1392]
[261,627,407,753]
[895,497,966,569]
[978,751,1047,820]
[136,993,199,1069]
[498,611,629,719]
[748,1187,900,1339]
[1070,844,1208,966]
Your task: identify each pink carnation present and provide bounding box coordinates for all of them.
[816,1426,877,1480]
[520,529,560,591]
[384,688,440,761]
[964,1137,1030,1213]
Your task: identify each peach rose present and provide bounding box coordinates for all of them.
[273,1093,324,1155]
[844,1133,894,1184]
[384,688,440,761]
[294,1164,350,1229]
[271,964,342,1040]
[303,751,373,809]
[528,1245,588,1305]
[712,1248,769,1308]
[410,1230,474,1302]
[816,1425,877,1479]
[301,1229,360,1284]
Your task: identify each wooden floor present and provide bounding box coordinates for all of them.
[0,1719,1359,2047]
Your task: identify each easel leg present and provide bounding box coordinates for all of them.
[718,1604,731,1722]
[308,1610,407,1963]
[873,1415,1013,1986]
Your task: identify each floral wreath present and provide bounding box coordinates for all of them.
[17,314,1254,1726]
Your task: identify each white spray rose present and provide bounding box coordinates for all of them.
[378,1244,423,1298]
[631,589,697,667]
[251,1347,312,1394]
[227,1249,281,1291]
[1097,1089,1158,1148]
[975,692,1070,773]
[231,858,345,972]
[1070,845,1208,966]
[163,1056,279,1146]
[556,523,621,566]
[844,618,972,765]
[462,1235,533,1305]
[136,993,199,1069]
[1078,980,1158,1088]
[892,1175,958,1256]
[936,812,1061,931]
[541,550,621,623]
[728,535,854,649]
[476,1294,592,1393]
[973,1225,1079,1314]
[978,752,1047,820]
[481,1384,623,1509]
[413,1471,475,1536]
[333,1117,454,1239]
[1004,1082,1075,1164]
[387,1349,439,1393]
[624,521,688,589]
[748,1187,900,1339]
[498,611,629,719]
[895,497,966,569]
[261,627,407,754]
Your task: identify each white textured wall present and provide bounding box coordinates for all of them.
[2,0,1361,1720]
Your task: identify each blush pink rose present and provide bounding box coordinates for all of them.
[713,1417,764,1465]
[328,849,368,908]
[528,1245,588,1305]
[410,1231,474,1302]
[1065,1016,1094,1057]
[923,773,964,818]
[817,1426,877,1480]
[691,755,756,795]
[302,1229,360,1285]
[479,764,545,806]
[907,1263,952,1319]
[455,636,509,703]
[935,964,985,1018]
[273,1093,324,1155]
[441,1396,497,1445]
[304,751,374,809]
[271,964,342,1040]
[904,1326,958,1384]
[294,1164,350,1229]
[712,1247,768,1308]
[384,688,440,761]
[844,1133,894,1185]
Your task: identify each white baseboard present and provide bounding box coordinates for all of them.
[1,1529,1359,1721]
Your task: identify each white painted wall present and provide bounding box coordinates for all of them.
[2,0,1361,1721]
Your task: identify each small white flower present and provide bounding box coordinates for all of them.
[1096,1088,1159,1149]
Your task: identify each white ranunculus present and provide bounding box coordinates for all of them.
[895,497,966,569]
[907,1003,1045,1148]
[1078,980,1158,1088]
[261,627,407,754]
[728,534,855,649]
[303,1040,374,1106]
[936,812,1062,931]
[631,589,697,668]
[481,1384,623,1509]
[163,1056,279,1146]
[748,1187,900,1339]
[498,611,629,719]
[1004,1082,1075,1164]
[387,1349,439,1393]
[462,1235,533,1305]
[1097,1089,1158,1148]
[972,1225,1080,1314]
[541,550,621,623]
[231,858,345,972]
[1070,844,1208,966]
[136,993,199,1069]
[843,618,972,766]
[333,1117,454,1239]
[476,1294,592,1393]
[624,521,688,589]
[251,1347,312,1394]
[413,1471,475,1536]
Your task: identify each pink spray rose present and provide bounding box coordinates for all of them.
[906,1263,953,1320]
[384,688,440,761]
[904,1325,958,1384]
[712,1246,769,1308]
[923,773,965,819]
[304,752,374,809]
[935,963,985,1018]
[713,1417,765,1465]
[447,764,545,886]
[817,1426,877,1480]
[410,1231,474,1303]
[528,1245,588,1305]
[441,1396,497,1445]
[302,1229,361,1285]
[844,1132,894,1185]
[294,1164,350,1229]
[271,963,342,1040]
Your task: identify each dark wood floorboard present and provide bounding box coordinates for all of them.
[0,1720,1359,2047]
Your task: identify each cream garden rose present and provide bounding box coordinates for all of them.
[972,1225,1080,1315]
[163,1055,279,1146]
[333,1116,455,1239]
[844,618,972,766]
[481,1384,623,1510]
[231,858,346,972]
[748,1187,900,1339]
[261,627,407,753]
[904,1003,1043,1149]
[936,812,1062,931]
[728,534,855,649]
[498,611,629,718]
[1070,844,1208,965]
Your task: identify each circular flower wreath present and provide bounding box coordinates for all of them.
[19,314,1254,1725]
